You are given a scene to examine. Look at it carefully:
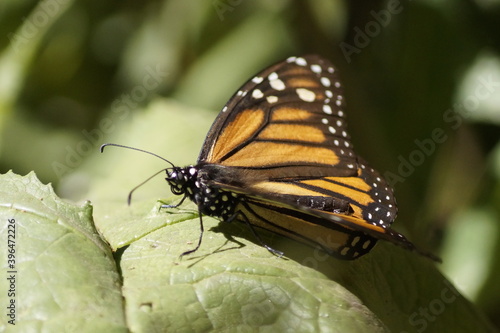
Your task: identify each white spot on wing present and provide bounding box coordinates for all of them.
[295,57,307,66]
[266,95,278,103]
[311,64,322,73]
[252,76,263,84]
[296,88,315,102]
[270,78,285,91]
[268,72,278,80]
[252,89,264,99]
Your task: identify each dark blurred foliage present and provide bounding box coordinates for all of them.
[1,0,499,328]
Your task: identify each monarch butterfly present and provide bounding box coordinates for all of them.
[102,55,439,261]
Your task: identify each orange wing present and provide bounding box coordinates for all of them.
[198,55,358,180]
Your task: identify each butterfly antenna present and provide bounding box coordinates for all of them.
[100,143,176,168]
[126,168,168,205]
[100,143,177,205]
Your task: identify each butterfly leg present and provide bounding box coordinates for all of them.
[160,195,187,210]
[179,207,205,258]
[230,211,284,258]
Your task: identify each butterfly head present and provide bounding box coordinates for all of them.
[166,165,199,196]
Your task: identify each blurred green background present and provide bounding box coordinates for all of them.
[0,0,499,330]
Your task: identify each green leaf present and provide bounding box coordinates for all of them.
[119,213,388,333]
[0,171,126,332]
[112,205,496,332]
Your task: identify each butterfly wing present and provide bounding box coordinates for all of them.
[197,55,435,260]
[236,194,438,260]
[198,55,358,180]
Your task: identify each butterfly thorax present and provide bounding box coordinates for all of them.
[166,166,240,221]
